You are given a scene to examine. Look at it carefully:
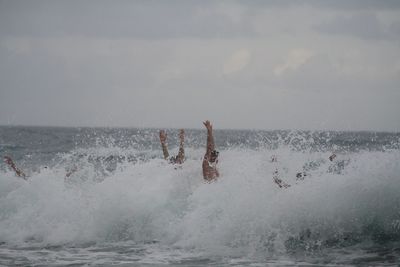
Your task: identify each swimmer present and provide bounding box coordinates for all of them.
[65,166,78,178]
[4,155,77,180]
[270,155,291,188]
[273,169,291,188]
[3,155,27,180]
[202,120,219,181]
[159,129,185,164]
[296,153,339,180]
[327,153,349,174]
[295,172,307,181]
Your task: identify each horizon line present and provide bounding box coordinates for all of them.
[0,124,399,134]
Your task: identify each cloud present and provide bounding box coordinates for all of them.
[274,49,314,76]
[0,1,255,39]
[223,49,251,75]
[1,1,399,131]
[308,0,400,10]
[1,1,399,42]
[276,54,345,89]
[1,37,31,55]
[389,20,400,37]
[271,51,400,94]
[314,13,390,40]
[234,0,400,10]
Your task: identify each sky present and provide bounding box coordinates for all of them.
[0,0,399,131]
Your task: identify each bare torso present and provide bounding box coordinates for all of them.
[202,158,219,181]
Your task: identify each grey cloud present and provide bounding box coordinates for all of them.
[302,0,400,10]
[233,0,400,10]
[273,53,400,93]
[314,13,391,40]
[1,1,399,130]
[275,55,343,91]
[2,1,399,40]
[389,21,400,37]
[0,0,255,39]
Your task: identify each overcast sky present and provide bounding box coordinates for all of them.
[0,0,399,131]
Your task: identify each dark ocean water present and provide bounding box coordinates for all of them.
[0,126,399,266]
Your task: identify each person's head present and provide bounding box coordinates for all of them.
[169,156,178,164]
[169,155,182,164]
[210,150,219,163]
[3,156,12,164]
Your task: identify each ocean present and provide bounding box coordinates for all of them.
[0,126,399,266]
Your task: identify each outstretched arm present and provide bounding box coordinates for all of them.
[203,120,215,160]
[176,129,185,163]
[159,130,170,160]
[273,169,290,189]
[3,156,27,180]
[202,121,219,180]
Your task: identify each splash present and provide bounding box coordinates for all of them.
[1,127,400,264]
[1,143,399,262]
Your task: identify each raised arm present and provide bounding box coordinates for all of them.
[176,129,185,163]
[203,120,215,160]
[159,130,170,160]
[3,156,27,180]
[202,121,219,181]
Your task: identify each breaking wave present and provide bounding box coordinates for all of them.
[1,141,400,263]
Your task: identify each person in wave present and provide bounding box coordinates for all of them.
[327,153,350,174]
[3,155,27,180]
[4,155,77,180]
[273,169,291,188]
[295,153,342,181]
[159,129,185,164]
[202,120,219,181]
[270,155,291,188]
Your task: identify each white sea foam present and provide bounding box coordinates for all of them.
[0,146,399,261]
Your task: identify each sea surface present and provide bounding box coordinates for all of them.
[0,126,399,266]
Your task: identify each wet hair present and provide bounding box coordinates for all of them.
[169,156,177,163]
[211,150,219,157]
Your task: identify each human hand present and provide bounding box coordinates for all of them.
[203,120,212,131]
